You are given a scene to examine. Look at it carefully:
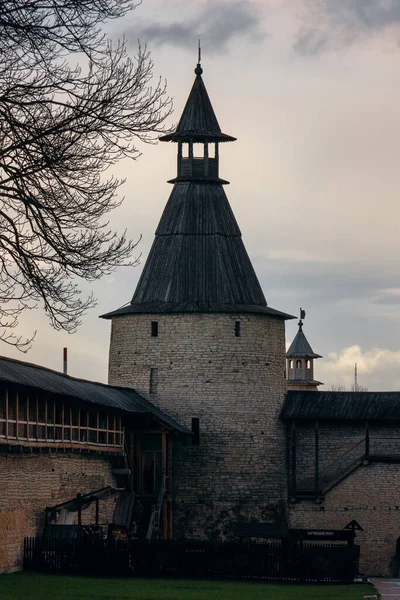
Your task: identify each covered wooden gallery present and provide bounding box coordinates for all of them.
[0,354,190,539]
[282,390,400,501]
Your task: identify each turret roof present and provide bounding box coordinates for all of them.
[159,63,236,143]
[286,322,322,358]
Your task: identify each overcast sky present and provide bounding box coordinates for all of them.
[5,0,400,391]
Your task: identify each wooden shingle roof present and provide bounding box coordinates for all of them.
[159,64,236,143]
[282,390,400,421]
[286,324,322,358]
[101,182,293,318]
[0,355,190,432]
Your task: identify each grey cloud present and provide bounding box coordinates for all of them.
[255,256,400,304]
[295,0,400,55]
[128,1,265,53]
[374,295,400,305]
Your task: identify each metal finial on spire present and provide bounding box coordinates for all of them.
[195,39,203,75]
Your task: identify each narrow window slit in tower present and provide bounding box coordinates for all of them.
[149,368,158,394]
[235,321,241,337]
[192,417,200,446]
[151,321,158,337]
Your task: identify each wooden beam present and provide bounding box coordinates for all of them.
[365,421,370,459]
[314,421,319,494]
[77,493,82,527]
[5,388,8,440]
[129,432,135,490]
[16,392,19,441]
[95,499,99,527]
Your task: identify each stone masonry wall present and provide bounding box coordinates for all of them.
[0,452,116,572]
[290,421,400,575]
[109,312,288,538]
[294,423,365,487]
[289,462,400,576]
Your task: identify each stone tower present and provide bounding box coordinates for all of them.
[102,58,293,537]
[286,310,322,391]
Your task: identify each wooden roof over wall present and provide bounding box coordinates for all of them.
[282,390,400,421]
[0,355,189,432]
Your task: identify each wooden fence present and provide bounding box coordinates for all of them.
[24,537,360,582]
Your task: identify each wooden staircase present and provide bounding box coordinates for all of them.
[146,475,165,541]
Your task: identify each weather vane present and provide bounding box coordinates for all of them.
[299,307,306,327]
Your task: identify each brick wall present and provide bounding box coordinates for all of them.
[0,452,116,572]
[109,312,288,537]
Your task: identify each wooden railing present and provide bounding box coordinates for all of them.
[0,389,124,451]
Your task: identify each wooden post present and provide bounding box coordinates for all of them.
[35,396,38,442]
[314,421,319,494]
[291,422,296,493]
[95,499,99,527]
[365,422,370,459]
[189,142,193,176]
[204,142,209,176]
[177,141,182,175]
[26,396,29,442]
[5,388,8,440]
[162,431,167,539]
[215,143,219,177]
[129,432,135,490]
[166,434,173,539]
[16,392,19,441]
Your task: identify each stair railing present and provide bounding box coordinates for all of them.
[146,474,166,541]
[296,437,366,493]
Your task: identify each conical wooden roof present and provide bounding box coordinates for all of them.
[159,64,236,143]
[286,323,322,358]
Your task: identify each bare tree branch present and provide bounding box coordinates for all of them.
[0,1,172,349]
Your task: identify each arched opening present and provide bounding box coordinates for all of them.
[296,360,302,368]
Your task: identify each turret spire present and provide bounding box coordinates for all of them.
[286,310,323,391]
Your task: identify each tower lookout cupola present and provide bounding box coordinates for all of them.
[159,57,236,185]
[286,310,323,391]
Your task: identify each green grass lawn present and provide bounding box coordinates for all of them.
[0,573,375,600]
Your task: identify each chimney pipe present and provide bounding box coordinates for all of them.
[63,347,68,375]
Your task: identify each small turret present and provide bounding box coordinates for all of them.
[286,309,323,391]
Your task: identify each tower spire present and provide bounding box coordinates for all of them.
[286,310,323,391]
[101,60,293,320]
